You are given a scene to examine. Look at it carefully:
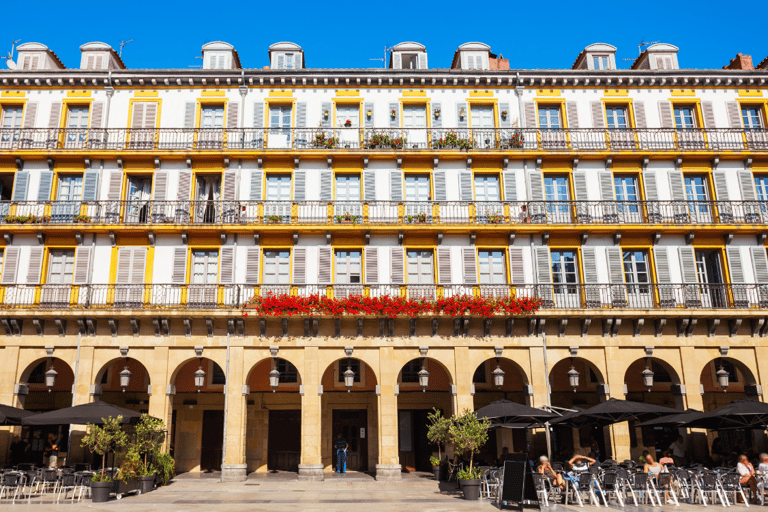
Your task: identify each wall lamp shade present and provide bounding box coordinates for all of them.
[641,366,654,392]
[45,366,58,392]
[344,366,355,392]
[492,365,505,388]
[119,366,132,392]
[418,366,430,391]
[269,368,280,392]
[567,366,580,392]
[194,366,206,392]
[716,366,730,391]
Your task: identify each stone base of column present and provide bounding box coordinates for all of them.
[375,464,402,481]
[220,464,247,482]
[298,464,325,481]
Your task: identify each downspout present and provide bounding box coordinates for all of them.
[104,71,114,130]
[515,72,525,129]
[221,329,231,478]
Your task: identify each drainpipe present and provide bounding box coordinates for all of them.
[514,73,525,129]
[221,330,231,479]
[542,331,553,460]
[65,331,82,465]
[104,71,114,129]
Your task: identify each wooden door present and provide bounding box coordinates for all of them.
[332,409,368,471]
[200,410,224,471]
[268,410,301,471]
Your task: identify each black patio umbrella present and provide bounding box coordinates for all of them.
[0,404,36,425]
[22,401,144,426]
[549,398,678,428]
[636,409,704,428]
[681,399,768,431]
[475,400,558,428]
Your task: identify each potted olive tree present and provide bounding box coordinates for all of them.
[81,416,128,503]
[132,415,166,494]
[450,409,490,501]
[426,408,451,481]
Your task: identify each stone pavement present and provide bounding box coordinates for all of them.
[0,471,758,511]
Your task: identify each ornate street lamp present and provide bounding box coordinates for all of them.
[119,366,132,392]
[716,365,730,392]
[194,365,206,392]
[642,365,655,392]
[343,364,355,392]
[418,365,430,392]
[45,365,58,392]
[269,367,280,392]
[492,363,505,389]
[567,366,580,392]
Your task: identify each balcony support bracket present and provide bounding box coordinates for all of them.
[751,318,765,337]
[558,318,567,337]
[653,232,661,245]
[676,318,689,337]
[454,318,461,337]
[685,232,694,245]
[130,318,140,337]
[654,318,666,337]
[581,232,588,245]
[388,318,394,337]
[409,318,416,337]
[3,233,12,245]
[303,319,311,337]
[674,157,683,171]
[155,318,164,337]
[505,318,514,336]
[357,318,364,338]
[281,318,288,338]
[761,319,768,338]
[686,318,696,337]
[108,319,118,337]
[220,232,226,245]
[729,318,742,336]
[147,231,155,247]
[708,318,720,337]
[365,232,370,245]
[757,233,767,246]
[379,318,386,337]
[602,318,613,337]
[581,318,591,337]
[109,232,116,247]
[55,319,67,337]
[541,232,549,245]
[293,232,298,246]
[38,232,47,245]
[633,319,644,337]
[181,232,188,245]
[182,318,191,337]
[1,319,11,336]
[712,157,720,171]
[432,318,439,336]
[33,318,44,336]
[325,232,331,245]
[312,318,319,337]
[437,232,443,246]
[469,232,476,246]
[334,318,341,338]
[15,157,23,171]
[47,157,54,171]
[745,157,753,170]
[398,231,403,245]
[484,318,493,337]
[724,232,733,245]
[613,232,621,246]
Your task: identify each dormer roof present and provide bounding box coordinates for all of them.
[571,43,617,69]
[631,43,679,70]
[389,41,428,69]
[450,42,495,69]
[79,41,126,69]
[15,42,65,70]
[201,41,241,69]
[268,41,304,69]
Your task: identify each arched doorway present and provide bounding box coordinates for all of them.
[93,358,151,413]
[245,357,302,473]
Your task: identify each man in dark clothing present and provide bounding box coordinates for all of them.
[9,436,27,466]
[334,433,349,473]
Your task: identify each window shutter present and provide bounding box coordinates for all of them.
[572,171,588,200]
[277,55,284,69]
[502,171,517,201]
[86,55,94,70]
[678,247,698,284]
[668,171,686,201]
[37,171,54,201]
[318,247,332,284]
[319,170,332,201]
[598,171,614,200]
[365,247,379,284]
[183,102,196,129]
[131,103,145,128]
[432,102,441,128]
[1,247,20,284]
[389,102,399,127]
[30,56,39,70]
[393,53,401,69]
[295,102,307,128]
[433,171,447,201]
[738,170,757,201]
[48,102,61,129]
[144,102,157,128]
[390,170,403,201]
[590,101,605,128]
[116,248,131,284]
[606,247,624,284]
[466,56,474,70]
[581,247,599,284]
[27,247,44,284]
[499,102,510,128]
[509,247,525,284]
[524,102,537,128]
[11,171,29,201]
[249,170,263,200]
[634,101,647,129]
[750,247,768,284]
[22,102,38,129]
[437,247,452,284]
[293,170,306,201]
[107,171,123,201]
[82,170,100,201]
[222,169,237,201]
[456,102,467,128]
[220,246,235,284]
[528,170,544,201]
[534,247,552,284]
[658,101,674,128]
[566,101,579,128]
[90,102,104,129]
[726,102,742,128]
[253,102,265,128]
[177,170,192,200]
[363,102,374,128]
[153,171,168,201]
[653,247,671,284]
[123,247,146,284]
[712,170,729,201]
[245,247,260,284]
[459,171,473,201]
[726,247,745,284]
[293,248,306,284]
[642,170,659,201]
[390,247,405,284]
[171,247,187,284]
[226,102,239,130]
[418,53,427,70]
[462,247,478,285]
[699,101,715,129]
[320,102,332,128]
[363,169,376,201]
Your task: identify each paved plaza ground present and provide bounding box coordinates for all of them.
[0,471,757,511]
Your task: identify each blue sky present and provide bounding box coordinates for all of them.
[4,0,767,71]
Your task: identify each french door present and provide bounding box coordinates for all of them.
[404,175,431,221]
[268,105,292,149]
[335,175,362,220]
[189,250,219,306]
[52,175,83,223]
[403,105,427,148]
[336,105,360,147]
[264,175,292,222]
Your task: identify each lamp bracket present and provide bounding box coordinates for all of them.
[270,346,279,358]
[644,346,654,358]
[569,346,578,358]
[45,346,55,358]
[120,346,129,358]
[194,346,204,358]
[494,346,503,358]
[344,346,354,358]
[719,346,729,358]
[419,346,429,357]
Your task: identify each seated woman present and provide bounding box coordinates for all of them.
[539,456,565,490]
[644,454,663,477]
[737,454,760,504]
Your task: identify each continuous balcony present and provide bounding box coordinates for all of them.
[2,127,767,153]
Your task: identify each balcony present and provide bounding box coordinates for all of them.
[0,283,764,311]
[3,200,768,228]
[1,127,767,153]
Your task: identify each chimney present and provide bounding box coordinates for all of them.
[723,53,753,70]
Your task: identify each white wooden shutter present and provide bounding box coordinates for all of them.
[509,247,525,284]
[72,246,92,285]
[502,171,517,201]
[598,171,615,200]
[107,171,123,201]
[653,247,672,284]
[437,247,452,284]
[363,169,376,201]
[643,170,659,201]
[319,170,332,201]
[390,247,405,284]
[712,170,729,201]
[177,170,192,200]
[295,102,307,128]
[131,103,145,127]
[171,247,187,284]
[249,170,263,201]
[726,102,742,128]
[750,247,768,284]
[590,101,605,128]
[534,247,552,283]
[253,103,265,128]
[459,171,473,201]
[153,171,168,201]
[318,247,332,285]
[572,171,588,200]
[365,247,379,284]
[528,170,544,201]
[658,101,674,128]
[581,247,599,284]
[226,102,239,130]
[320,102,331,128]
[432,102,441,128]
[738,171,757,201]
[390,170,403,201]
[433,171,447,201]
[11,171,29,201]
[293,248,306,284]
[418,53,427,69]
[86,55,94,70]
[244,247,260,284]
[726,247,745,284]
[220,246,235,284]
[565,101,579,128]
[116,247,132,284]
[82,170,99,201]
[634,101,647,129]
[143,102,157,128]
[37,171,54,201]
[499,102,510,127]
[1,247,20,284]
[293,170,306,201]
[390,102,400,127]
[27,247,44,284]
[606,247,624,284]
[701,101,716,129]
[523,102,537,128]
[131,248,147,284]
[22,102,38,129]
[90,102,104,129]
[183,102,196,128]
[461,247,478,285]
[222,169,237,201]
[678,247,698,284]
[48,103,61,128]
[668,171,686,201]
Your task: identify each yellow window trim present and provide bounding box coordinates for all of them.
[403,91,426,97]
[670,100,704,128]
[600,99,637,129]
[603,90,629,96]
[195,100,229,130]
[259,246,293,284]
[670,90,696,96]
[58,99,94,130]
[536,89,561,97]
[335,90,360,97]
[532,98,569,129]
[126,98,163,128]
[134,91,159,97]
[397,101,432,129]
[465,100,498,129]
[201,90,227,97]
[269,91,294,97]
[1,91,25,98]
[738,90,763,97]
[66,91,92,97]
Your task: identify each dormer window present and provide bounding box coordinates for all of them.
[284,53,295,69]
[401,54,418,69]
[201,41,241,70]
[655,55,674,70]
[390,42,428,70]
[20,54,40,70]
[593,55,609,70]
[269,42,304,70]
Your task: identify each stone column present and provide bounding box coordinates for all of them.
[147,346,171,451]
[299,346,323,481]
[604,346,631,461]
[222,345,247,482]
[680,346,707,461]
[0,346,20,464]
[376,346,400,481]
[69,345,95,463]
[453,347,474,415]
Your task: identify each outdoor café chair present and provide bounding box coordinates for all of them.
[629,472,658,506]
[573,471,600,507]
[530,472,551,506]
[36,468,58,494]
[0,473,25,500]
[657,473,680,506]
[721,472,750,507]
[56,473,85,502]
[698,471,729,507]
[601,471,625,507]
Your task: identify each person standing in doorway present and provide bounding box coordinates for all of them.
[334,433,349,474]
[44,433,58,469]
[9,436,28,467]
[669,435,687,466]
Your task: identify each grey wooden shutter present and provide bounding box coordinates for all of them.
[90,102,104,129]
[249,170,263,201]
[606,247,624,284]
[318,246,332,285]
[701,101,716,129]
[27,247,44,284]
[1,247,20,284]
[293,170,306,201]
[502,171,517,201]
[72,246,92,285]
[634,101,647,129]
[389,102,399,127]
[653,247,672,284]
[466,56,475,70]
[295,102,307,128]
[153,171,168,201]
[226,102,239,130]
[678,247,698,284]
[131,103,145,128]
[107,171,123,201]
[590,101,605,129]
[738,170,757,200]
[393,53,401,69]
[319,170,332,201]
[144,102,157,128]
[48,102,61,128]
[22,102,38,129]
[82,170,99,201]
[37,171,54,201]
[432,171,447,201]
[712,170,729,201]
[363,169,376,201]
[432,102,441,128]
[726,247,745,284]
[292,247,306,284]
[253,102,265,128]
[418,53,427,70]
[726,102,742,128]
[750,247,768,284]
[222,169,237,201]
[528,170,544,201]
[572,171,588,200]
[459,171,473,201]
[581,247,598,284]
[437,247,452,284]
[171,247,187,284]
[390,247,405,284]
[365,247,379,284]
[642,170,659,201]
[566,101,579,128]
[668,171,686,201]
[461,247,478,285]
[364,102,374,128]
[245,247,260,284]
[86,55,94,70]
[534,247,552,283]
[598,171,615,200]
[183,102,196,128]
[177,170,192,200]
[499,102,510,128]
[456,102,467,128]
[509,247,525,284]
[220,246,235,284]
[11,171,29,201]
[321,102,331,128]
[390,170,403,201]
[523,102,537,128]
[658,101,674,128]
[277,55,284,69]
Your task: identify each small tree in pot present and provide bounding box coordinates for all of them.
[81,416,128,503]
[426,408,451,481]
[132,415,166,494]
[449,409,490,500]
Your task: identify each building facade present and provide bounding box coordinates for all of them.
[1,39,768,481]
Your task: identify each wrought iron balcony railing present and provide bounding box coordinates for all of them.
[0,283,764,311]
[3,200,768,227]
[1,127,767,152]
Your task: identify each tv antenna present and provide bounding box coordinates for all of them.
[621,37,661,62]
[369,45,392,68]
[1,39,21,70]
[119,39,134,57]
[189,55,203,69]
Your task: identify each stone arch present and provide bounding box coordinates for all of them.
[19,357,74,393]
[93,357,152,394]
[700,356,757,393]
[247,357,303,393]
[624,357,681,393]
[171,357,227,394]
[391,349,455,387]
[321,357,378,392]
[397,357,451,392]
[550,356,605,393]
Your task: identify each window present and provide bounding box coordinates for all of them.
[266,175,291,201]
[335,105,359,128]
[614,176,638,201]
[401,53,418,69]
[57,175,83,201]
[263,250,290,284]
[695,250,723,285]
[478,250,506,284]
[474,175,500,202]
[1,106,23,143]
[742,106,764,130]
[685,175,709,202]
[470,105,494,128]
[406,250,434,284]
[335,175,360,201]
[284,53,294,70]
[674,106,697,129]
[544,175,569,201]
[192,250,218,285]
[47,249,75,284]
[402,105,426,128]
[21,55,40,71]
[405,175,430,202]
[401,359,423,383]
[211,362,226,385]
[551,251,579,285]
[276,359,298,383]
[755,176,768,202]
[606,106,629,129]
[338,359,360,383]
[335,250,362,284]
[201,106,224,129]
[623,250,649,287]
[473,364,487,383]
[538,106,561,130]
[269,105,292,131]
[66,105,89,143]
[593,55,609,70]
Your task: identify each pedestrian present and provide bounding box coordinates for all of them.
[334,433,348,474]
[9,436,27,467]
[669,435,687,466]
[44,433,58,468]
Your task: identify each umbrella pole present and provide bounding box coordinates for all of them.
[542,331,553,460]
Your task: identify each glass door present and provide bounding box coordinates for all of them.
[551,250,579,308]
[195,175,221,223]
[52,175,83,223]
[694,250,725,308]
[404,175,431,222]
[743,106,768,149]
[335,175,362,221]
[674,105,704,149]
[623,250,651,308]
[544,175,571,223]
[268,105,292,149]
[126,176,152,224]
[406,249,435,299]
[190,250,218,306]
[264,175,292,222]
[403,105,427,148]
[65,105,89,148]
[334,250,362,298]
[336,105,360,148]
[538,106,566,149]
[685,175,712,223]
[614,175,642,223]
[606,106,635,149]
[43,249,75,306]
[474,175,502,222]
[199,105,224,148]
[471,105,494,148]
[1,106,23,148]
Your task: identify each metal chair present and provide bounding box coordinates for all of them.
[698,471,729,507]
[629,472,658,506]
[0,473,24,500]
[530,472,551,506]
[657,472,680,506]
[573,471,600,507]
[56,473,84,502]
[721,472,749,507]
[36,468,59,494]
[601,471,626,507]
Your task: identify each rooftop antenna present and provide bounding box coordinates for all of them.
[189,55,203,69]
[119,39,134,58]
[370,45,392,68]
[621,37,660,62]
[1,39,21,70]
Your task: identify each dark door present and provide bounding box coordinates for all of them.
[332,409,368,471]
[268,410,301,471]
[200,410,224,471]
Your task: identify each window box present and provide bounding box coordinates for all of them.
[432,131,472,150]
[3,215,49,224]
[406,213,428,224]
[335,213,360,224]
[265,215,283,224]
[73,215,92,223]
[314,132,339,149]
[485,214,506,224]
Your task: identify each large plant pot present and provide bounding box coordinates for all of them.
[432,465,441,481]
[461,479,481,500]
[140,475,155,494]
[91,481,112,503]
[113,477,141,499]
